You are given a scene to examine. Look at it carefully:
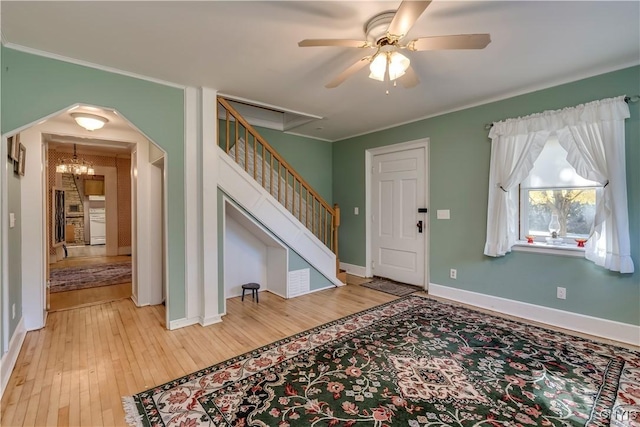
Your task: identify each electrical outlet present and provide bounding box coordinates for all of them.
[12,303,16,320]
[557,287,567,300]
[450,269,457,279]
[354,207,359,215]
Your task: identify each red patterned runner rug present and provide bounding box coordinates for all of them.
[123,295,640,426]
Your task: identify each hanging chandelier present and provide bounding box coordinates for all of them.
[55,144,95,175]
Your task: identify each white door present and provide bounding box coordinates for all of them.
[371,146,426,286]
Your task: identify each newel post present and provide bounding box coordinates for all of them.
[333,203,340,272]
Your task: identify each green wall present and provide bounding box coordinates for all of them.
[333,66,640,326]
[7,167,22,342]
[256,126,332,203]
[1,47,187,321]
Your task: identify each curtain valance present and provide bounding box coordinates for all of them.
[484,95,633,273]
[489,96,630,139]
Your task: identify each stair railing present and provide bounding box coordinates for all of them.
[217,97,340,256]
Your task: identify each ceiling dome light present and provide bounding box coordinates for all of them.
[71,113,108,131]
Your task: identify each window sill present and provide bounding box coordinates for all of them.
[512,241,585,258]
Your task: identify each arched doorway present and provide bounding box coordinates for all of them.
[5,103,168,330]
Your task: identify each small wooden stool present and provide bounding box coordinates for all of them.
[241,283,261,303]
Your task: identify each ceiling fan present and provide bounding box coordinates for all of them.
[298,0,491,89]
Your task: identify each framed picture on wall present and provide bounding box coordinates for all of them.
[16,143,26,176]
[8,134,20,162]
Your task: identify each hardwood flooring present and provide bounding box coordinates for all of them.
[49,283,132,312]
[49,255,132,312]
[3,280,634,426]
[1,284,397,426]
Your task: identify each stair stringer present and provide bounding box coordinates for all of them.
[217,146,343,288]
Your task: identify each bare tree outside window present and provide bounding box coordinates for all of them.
[527,188,596,237]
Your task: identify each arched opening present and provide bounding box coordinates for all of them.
[2,103,168,332]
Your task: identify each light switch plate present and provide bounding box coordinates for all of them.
[354,207,359,215]
[9,213,16,228]
[436,209,450,220]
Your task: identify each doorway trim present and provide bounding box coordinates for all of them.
[3,103,169,331]
[365,138,430,288]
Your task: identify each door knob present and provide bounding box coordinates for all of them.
[417,220,423,233]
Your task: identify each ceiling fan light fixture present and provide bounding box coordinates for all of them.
[388,51,410,80]
[368,53,388,81]
[369,51,410,82]
[71,113,108,131]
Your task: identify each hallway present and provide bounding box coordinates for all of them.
[49,255,132,311]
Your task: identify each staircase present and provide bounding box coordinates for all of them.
[217,97,345,286]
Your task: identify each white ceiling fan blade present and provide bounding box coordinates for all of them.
[398,65,419,88]
[298,39,371,48]
[325,57,370,88]
[387,0,432,38]
[408,34,491,51]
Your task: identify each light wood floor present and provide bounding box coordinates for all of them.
[1,284,398,426]
[49,255,132,312]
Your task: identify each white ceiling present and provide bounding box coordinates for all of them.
[2,1,639,141]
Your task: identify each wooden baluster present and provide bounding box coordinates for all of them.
[313,198,316,237]
[298,181,302,222]
[305,190,311,229]
[324,208,328,246]
[244,127,249,173]
[278,163,282,203]
[234,119,239,163]
[225,107,230,153]
[253,134,257,180]
[286,170,290,213]
[333,204,340,256]
[270,154,274,196]
[262,144,266,189]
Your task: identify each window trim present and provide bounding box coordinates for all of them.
[512,240,585,258]
[518,186,599,244]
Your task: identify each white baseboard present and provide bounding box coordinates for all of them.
[130,294,140,307]
[340,262,367,277]
[118,246,132,256]
[168,317,200,330]
[200,315,223,327]
[429,283,640,346]
[0,318,27,399]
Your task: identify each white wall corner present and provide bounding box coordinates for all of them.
[340,262,367,278]
[429,283,640,347]
[20,128,46,331]
[184,86,202,322]
[0,317,26,400]
[200,87,221,322]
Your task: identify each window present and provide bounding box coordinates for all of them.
[519,137,601,244]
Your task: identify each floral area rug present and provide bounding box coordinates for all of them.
[361,277,422,297]
[123,295,640,426]
[50,261,132,293]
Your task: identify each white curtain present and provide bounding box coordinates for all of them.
[484,131,549,256]
[484,96,633,273]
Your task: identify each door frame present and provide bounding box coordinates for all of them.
[1,103,169,332]
[365,138,430,289]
